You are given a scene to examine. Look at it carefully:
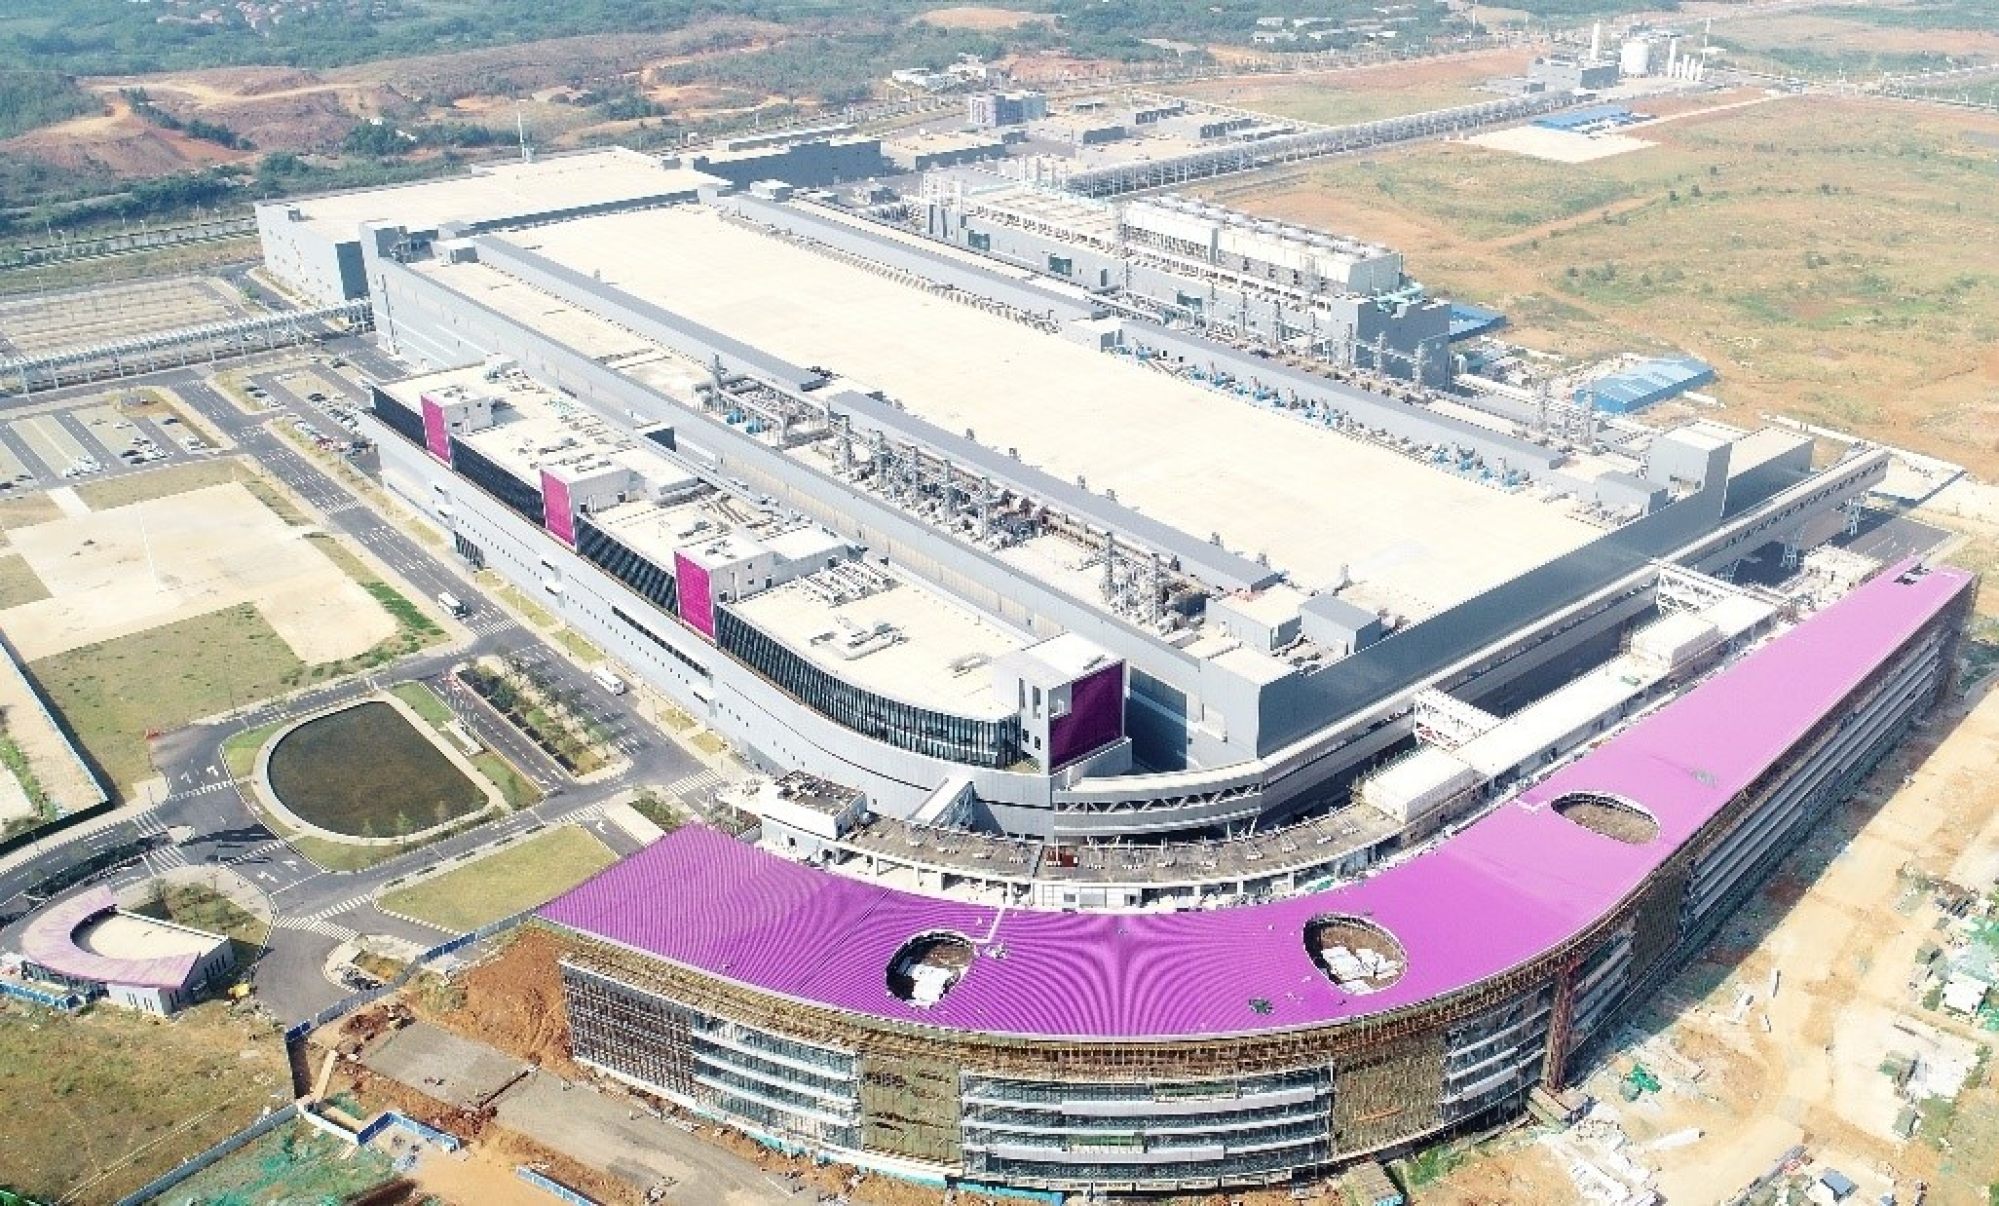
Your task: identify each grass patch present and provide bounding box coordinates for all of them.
[0,492,60,529]
[1203,96,1999,476]
[0,998,288,1203]
[555,628,604,664]
[221,717,285,781]
[32,603,306,797]
[133,882,270,975]
[627,789,687,834]
[0,727,54,840]
[0,551,49,607]
[379,825,616,933]
[351,948,407,983]
[388,681,542,809]
[1168,77,1491,128]
[70,455,252,510]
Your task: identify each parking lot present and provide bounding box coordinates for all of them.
[244,360,372,458]
[0,393,206,492]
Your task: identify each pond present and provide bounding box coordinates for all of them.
[266,701,485,839]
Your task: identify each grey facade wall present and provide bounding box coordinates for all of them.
[369,409,1061,825]
[256,204,364,306]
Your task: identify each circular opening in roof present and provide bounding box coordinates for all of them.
[887,932,975,1009]
[1304,915,1406,996]
[1551,792,1660,845]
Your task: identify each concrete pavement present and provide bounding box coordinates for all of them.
[1,341,719,1021]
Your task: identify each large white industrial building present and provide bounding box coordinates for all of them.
[246,144,1975,1194]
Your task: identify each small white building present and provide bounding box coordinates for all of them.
[16,887,235,1015]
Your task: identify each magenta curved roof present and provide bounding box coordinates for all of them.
[18,887,202,991]
[543,562,1970,1040]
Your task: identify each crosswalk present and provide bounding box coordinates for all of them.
[274,892,372,942]
[132,811,189,873]
[164,779,233,802]
[664,767,729,805]
[278,915,361,942]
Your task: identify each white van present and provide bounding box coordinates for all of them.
[436,591,469,618]
[593,667,628,695]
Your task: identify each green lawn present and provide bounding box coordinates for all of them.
[379,825,617,933]
[221,717,285,781]
[71,457,253,511]
[0,999,288,1203]
[134,883,270,977]
[388,680,542,809]
[32,603,307,797]
[0,551,50,607]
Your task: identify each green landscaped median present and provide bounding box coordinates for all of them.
[379,825,617,933]
[387,681,542,809]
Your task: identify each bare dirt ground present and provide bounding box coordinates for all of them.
[0,480,393,663]
[1709,10,1999,66]
[1201,93,1999,477]
[0,20,784,174]
[0,90,251,177]
[915,7,1053,32]
[408,925,585,1079]
[1429,651,1999,1205]
[1167,48,1536,127]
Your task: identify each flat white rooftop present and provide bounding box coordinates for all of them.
[268,148,717,243]
[77,912,224,963]
[502,206,1599,620]
[729,575,1024,721]
[387,362,674,486]
[414,256,654,362]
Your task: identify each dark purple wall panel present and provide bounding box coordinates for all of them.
[541,470,576,546]
[1049,660,1125,769]
[419,395,452,463]
[674,552,715,639]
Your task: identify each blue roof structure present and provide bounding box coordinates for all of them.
[1534,104,1639,132]
[1576,355,1715,414]
[1449,302,1506,341]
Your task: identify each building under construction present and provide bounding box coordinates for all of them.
[244,143,1978,1195]
[542,559,1972,1192]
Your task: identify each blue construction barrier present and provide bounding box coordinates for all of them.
[0,978,87,1012]
[516,1165,598,1206]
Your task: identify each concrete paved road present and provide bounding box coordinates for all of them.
[0,343,715,1021]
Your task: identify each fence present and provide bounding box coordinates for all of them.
[515,1166,599,1206]
[112,1103,300,1206]
[0,977,87,1011]
[283,907,540,1047]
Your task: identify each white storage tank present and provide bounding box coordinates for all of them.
[1620,38,1653,77]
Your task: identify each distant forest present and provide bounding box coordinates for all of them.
[0,0,1501,78]
[0,70,99,140]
